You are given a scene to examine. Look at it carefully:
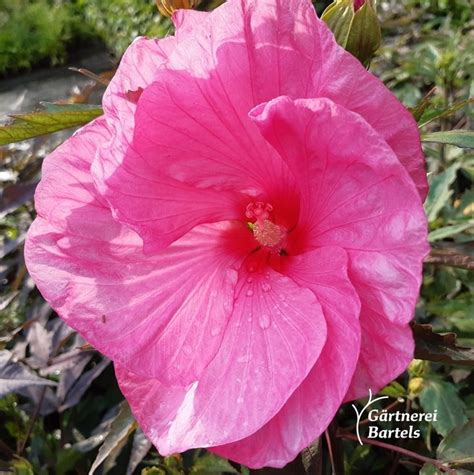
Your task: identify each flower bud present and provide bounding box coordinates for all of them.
[407,359,428,378]
[321,0,381,66]
[156,0,200,17]
[408,377,425,397]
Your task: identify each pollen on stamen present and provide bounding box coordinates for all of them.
[246,201,287,251]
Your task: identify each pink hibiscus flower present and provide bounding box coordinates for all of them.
[25,0,429,468]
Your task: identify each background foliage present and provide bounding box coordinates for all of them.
[0,0,473,474]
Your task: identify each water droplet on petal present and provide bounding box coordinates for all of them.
[210,326,221,337]
[246,289,254,297]
[236,397,244,404]
[259,313,271,329]
[261,283,271,292]
[247,277,253,283]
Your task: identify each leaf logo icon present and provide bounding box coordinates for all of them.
[352,389,390,445]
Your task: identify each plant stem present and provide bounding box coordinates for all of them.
[0,439,13,457]
[17,385,47,455]
[425,246,474,270]
[325,419,345,475]
[337,432,455,473]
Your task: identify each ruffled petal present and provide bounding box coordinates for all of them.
[98,10,208,171]
[93,143,245,253]
[345,317,414,401]
[27,219,247,385]
[116,263,327,452]
[26,119,254,385]
[317,42,428,200]
[95,65,292,251]
[212,247,361,468]
[250,96,428,402]
[102,36,175,141]
[95,0,425,251]
[96,27,248,253]
[34,117,112,229]
[172,9,208,37]
[164,0,426,197]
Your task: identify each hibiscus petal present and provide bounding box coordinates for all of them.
[94,28,247,253]
[317,40,428,200]
[212,247,361,468]
[250,96,428,401]
[163,0,426,198]
[172,9,208,37]
[34,117,112,229]
[95,0,425,251]
[102,36,174,141]
[92,0,332,251]
[116,264,327,452]
[93,149,245,253]
[26,119,253,385]
[96,60,299,252]
[345,314,414,401]
[98,11,208,165]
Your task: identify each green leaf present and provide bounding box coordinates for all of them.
[426,295,474,323]
[191,453,239,474]
[39,102,103,112]
[425,163,460,222]
[419,463,442,475]
[0,105,103,145]
[419,98,474,128]
[419,380,468,436]
[56,448,83,475]
[12,457,35,475]
[429,222,474,242]
[410,88,436,122]
[88,402,137,475]
[163,455,184,473]
[141,469,166,475]
[437,419,474,470]
[422,130,474,149]
[379,381,406,398]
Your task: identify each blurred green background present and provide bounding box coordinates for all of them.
[0,0,162,75]
[0,0,473,474]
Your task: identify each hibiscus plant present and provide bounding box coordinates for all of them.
[0,0,473,474]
